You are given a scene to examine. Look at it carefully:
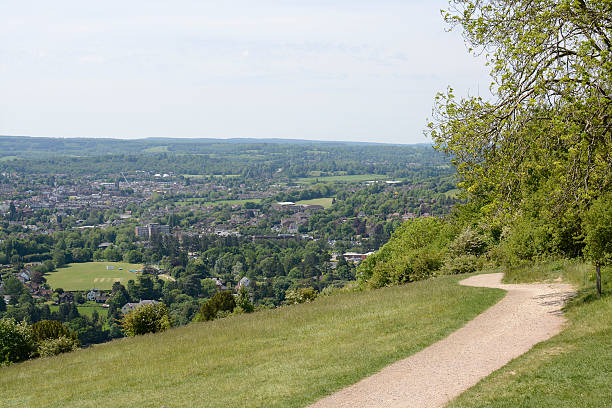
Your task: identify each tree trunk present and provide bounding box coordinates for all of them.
[596,262,601,296]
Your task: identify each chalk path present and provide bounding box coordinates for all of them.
[308,273,574,408]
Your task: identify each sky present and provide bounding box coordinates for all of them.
[0,0,491,144]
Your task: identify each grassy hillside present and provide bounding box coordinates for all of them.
[448,261,611,408]
[46,262,143,291]
[0,274,503,408]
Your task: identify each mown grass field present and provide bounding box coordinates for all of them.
[295,173,388,184]
[0,274,504,408]
[295,197,334,208]
[46,262,143,291]
[448,261,612,408]
[49,303,109,319]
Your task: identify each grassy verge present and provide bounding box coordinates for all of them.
[448,261,611,408]
[0,274,503,408]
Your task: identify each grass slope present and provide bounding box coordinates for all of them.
[46,262,143,291]
[448,261,611,408]
[0,274,503,408]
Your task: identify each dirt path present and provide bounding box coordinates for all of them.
[308,273,575,408]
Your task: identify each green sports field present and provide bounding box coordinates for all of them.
[46,262,143,291]
[295,197,335,208]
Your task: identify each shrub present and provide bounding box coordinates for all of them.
[0,318,35,366]
[234,286,254,314]
[583,192,612,265]
[31,320,78,343]
[496,216,555,265]
[441,255,480,275]
[198,291,236,321]
[31,320,80,357]
[448,227,488,257]
[358,217,456,287]
[284,287,318,304]
[37,336,80,357]
[121,303,170,336]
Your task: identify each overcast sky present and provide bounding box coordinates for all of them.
[0,0,491,144]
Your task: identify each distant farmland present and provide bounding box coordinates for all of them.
[46,262,143,291]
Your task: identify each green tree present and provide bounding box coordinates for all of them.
[3,276,25,297]
[31,320,80,357]
[583,192,612,294]
[0,318,35,365]
[429,0,611,222]
[234,286,254,313]
[52,250,66,268]
[31,320,78,344]
[284,287,318,305]
[197,291,236,321]
[120,303,170,336]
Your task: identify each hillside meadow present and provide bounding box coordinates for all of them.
[46,262,143,291]
[0,274,503,408]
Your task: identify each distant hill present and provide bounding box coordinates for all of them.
[0,135,428,159]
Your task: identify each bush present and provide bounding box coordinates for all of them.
[448,227,488,257]
[0,318,35,366]
[441,255,480,275]
[358,217,456,287]
[121,303,170,336]
[284,287,318,305]
[234,286,254,314]
[31,320,78,343]
[198,291,236,321]
[37,336,80,357]
[583,192,612,265]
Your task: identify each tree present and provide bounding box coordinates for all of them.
[3,276,25,297]
[284,287,318,305]
[52,250,66,268]
[30,319,80,356]
[235,286,254,313]
[583,192,612,294]
[197,291,236,321]
[429,0,611,222]
[31,320,77,343]
[0,318,35,365]
[120,303,170,336]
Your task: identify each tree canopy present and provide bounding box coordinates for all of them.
[429,0,611,222]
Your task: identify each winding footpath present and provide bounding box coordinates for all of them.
[308,273,575,408]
